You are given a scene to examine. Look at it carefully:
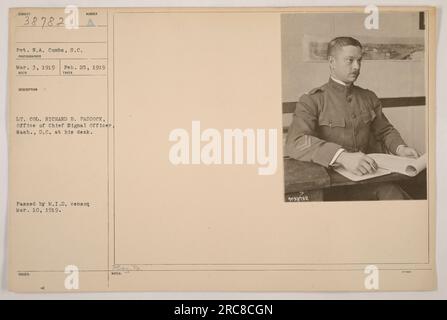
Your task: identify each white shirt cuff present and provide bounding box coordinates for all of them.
[329,148,345,166]
[396,144,406,154]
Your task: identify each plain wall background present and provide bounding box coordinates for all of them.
[0,0,446,299]
[282,12,426,153]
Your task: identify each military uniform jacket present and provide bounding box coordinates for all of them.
[285,77,407,167]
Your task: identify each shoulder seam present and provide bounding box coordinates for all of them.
[308,86,324,95]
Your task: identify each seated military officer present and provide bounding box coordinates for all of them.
[285,36,420,201]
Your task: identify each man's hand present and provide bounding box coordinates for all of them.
[396,145,419,159]
[335,151,378,176]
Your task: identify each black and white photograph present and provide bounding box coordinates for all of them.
[282,12,428,202]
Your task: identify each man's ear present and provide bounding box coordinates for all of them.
[328,55,335,70]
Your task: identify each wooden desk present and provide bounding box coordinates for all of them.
[284,158,426,202]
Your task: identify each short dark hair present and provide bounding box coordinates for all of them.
[327,37,362,58]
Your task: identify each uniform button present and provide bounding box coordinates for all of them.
[347,96,352,103]
[351,113,356,119]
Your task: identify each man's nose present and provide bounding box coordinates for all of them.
[352,61,360,71]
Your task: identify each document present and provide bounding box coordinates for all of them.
[7,7,437,292]
[334,154,428,182]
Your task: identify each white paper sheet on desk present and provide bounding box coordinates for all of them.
[334,166,392,182]
[334,153,427,181]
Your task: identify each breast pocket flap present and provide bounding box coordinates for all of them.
[319,117,346,128]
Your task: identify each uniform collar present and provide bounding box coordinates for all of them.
[328,76,354,94]
[330,76,350,86]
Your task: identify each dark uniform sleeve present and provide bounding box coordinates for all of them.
[368,91,407,154]
[285,93,342,167]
